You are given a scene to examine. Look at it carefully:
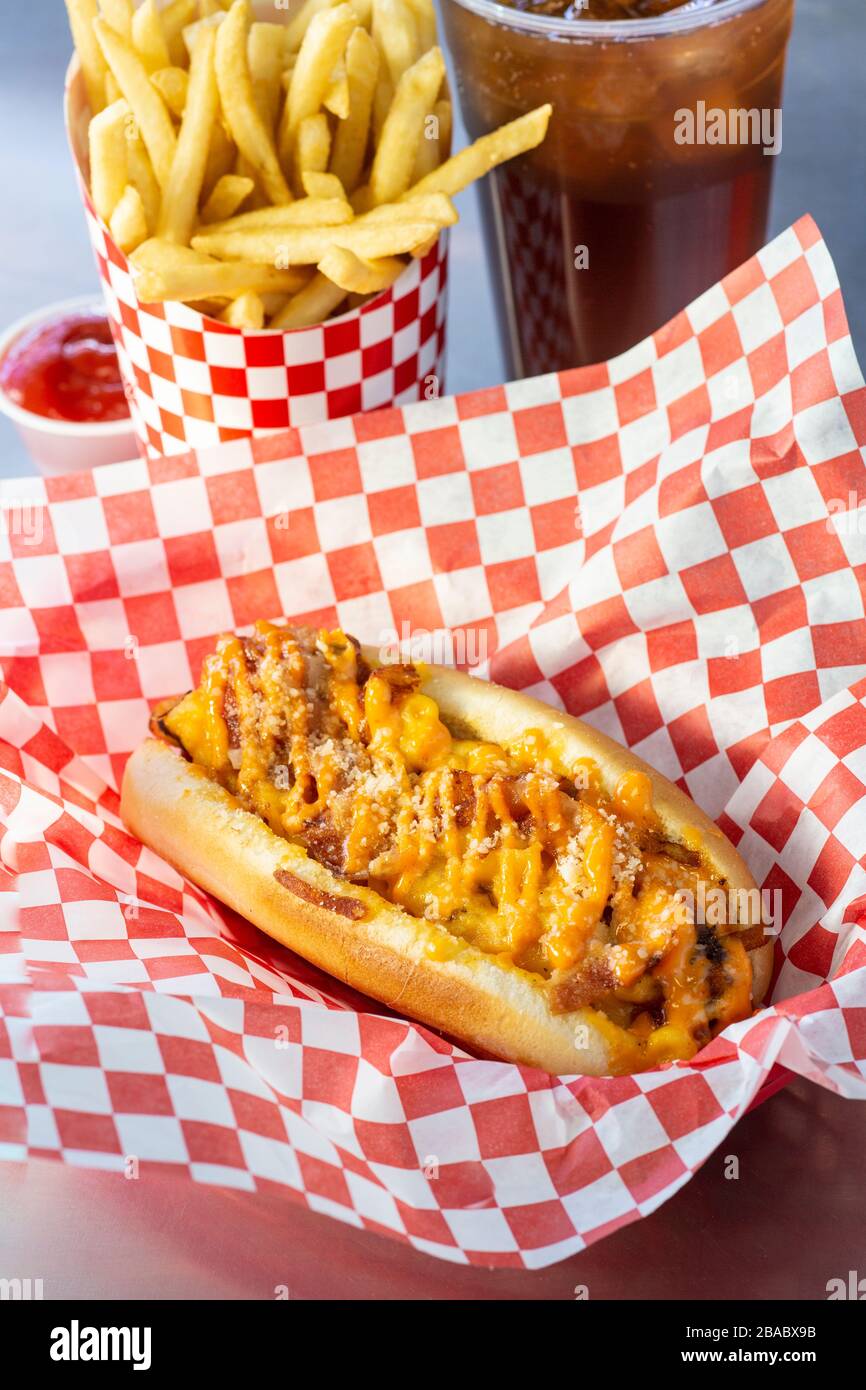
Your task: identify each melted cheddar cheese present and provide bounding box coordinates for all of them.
[161,623,755,1071]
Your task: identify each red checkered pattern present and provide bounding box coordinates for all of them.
[1,217,865,1269]
[497,172,568,379]
[66,70,448,463]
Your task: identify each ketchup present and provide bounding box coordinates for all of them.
[0,311,129,423]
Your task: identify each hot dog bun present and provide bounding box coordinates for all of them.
[122,650,772,1076]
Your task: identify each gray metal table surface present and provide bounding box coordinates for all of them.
[0,1075,863,1299]
[0,0,864,1302]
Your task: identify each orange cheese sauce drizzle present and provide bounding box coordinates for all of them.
[163,624,754,1070]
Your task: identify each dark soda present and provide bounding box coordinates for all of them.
[441,0,795,374]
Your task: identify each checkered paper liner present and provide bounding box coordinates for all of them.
[65,65,449,462]
[2,216,865,1270]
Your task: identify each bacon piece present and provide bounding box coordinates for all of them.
[223,681,241,749]
[549,957,616,1014]
[366,663,420,694]
[151,696,183,744]
[736,925,768,952]
[301,815,346,875]
[643,832,701,867]
[348,635,370,687]
[274,868,365,920]
[436,771,575,837]
[450,770,476,828]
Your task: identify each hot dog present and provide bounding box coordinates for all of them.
[121,621,772,1076]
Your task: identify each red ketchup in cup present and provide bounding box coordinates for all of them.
[0,310,129,424]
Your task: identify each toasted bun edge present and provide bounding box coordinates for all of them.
[121,739,615,1075]
[120,657,772,1076]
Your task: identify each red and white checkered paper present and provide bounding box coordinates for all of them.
[1,216,865,1270]
[66,67,448,462]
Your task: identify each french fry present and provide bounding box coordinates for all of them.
[248,22,288,132]
[366,191,457,227]
[65,0,553,335]
[259,289,296,319]
[202,115,236,199]
[150,66,189,118]
[270,272,348,329]
[404,0,436,53]
[200,173,255,223]
[88,97,128,223]
[131,238,308,301]
[109,183,149,252]
[187,298,231,318]
[182,10,226,62]
[435,97,453,158]
[411,95,451,182]
[65,0,108,115]
[233,155,267,211]
[158,25,219,244]
[371,69,393,144]
[131,237,202,267]
[284,0,339,52]
[410,120,438,184]
[302,171,346,200]
[349,183,374,215]
[215,0,291,205]
[192,215,441,265]
[294,113,332,194]
[124,120,162,233]
[329,26,378,194]
[404,104,552,202]
[234,25,285,209]
[131,0,171,74]
[323,60,350,120]
[197,196,353,234]
[317,244,404,294]
[99,0,133,42]
[94,18,177,189]
[354,192,455,261]
[410,231,437,259]
[370,46,445,205]
[279,4,356,159]
[220,291,265,328]
[371,0,418,141]
[161,0,197,67]
[372,0,418,84]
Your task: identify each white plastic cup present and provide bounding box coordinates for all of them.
[0,297,139,477]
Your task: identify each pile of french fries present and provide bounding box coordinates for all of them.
[66,0,551,331]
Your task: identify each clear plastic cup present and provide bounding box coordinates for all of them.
[441,0,795,375]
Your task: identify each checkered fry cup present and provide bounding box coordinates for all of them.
[64,63,449,461]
